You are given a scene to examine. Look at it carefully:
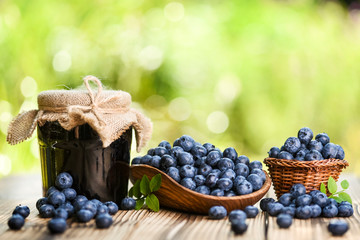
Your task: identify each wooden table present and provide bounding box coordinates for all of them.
[0,174,359,240]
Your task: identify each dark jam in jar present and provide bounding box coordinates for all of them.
[37,121,132,205]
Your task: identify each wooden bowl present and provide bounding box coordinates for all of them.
[130,164,272,214]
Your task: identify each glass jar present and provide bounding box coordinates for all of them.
[37,121,132,205]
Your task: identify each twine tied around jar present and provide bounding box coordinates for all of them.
[7,75,152,151]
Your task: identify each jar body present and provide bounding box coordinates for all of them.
[37,121,131,205]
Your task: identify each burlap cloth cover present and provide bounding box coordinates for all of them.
[6,75,152,151]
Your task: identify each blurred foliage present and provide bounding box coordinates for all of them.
[1,0,360,177]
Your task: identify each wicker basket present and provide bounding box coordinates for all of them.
[263,158,349,199]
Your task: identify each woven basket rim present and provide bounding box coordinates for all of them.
[263,157,349,168]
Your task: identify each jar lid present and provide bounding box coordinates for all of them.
[7,76,152,151]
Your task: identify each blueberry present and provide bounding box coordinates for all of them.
[220,169,236,181]
[336,145,345,160]
[54,208,69,219]
[96,213,113,229]
[97,205,109,215]
[208,206,227,219]
[62,188,77,201]
[81,201,97,216]
[149,156,161,168]
[217,178,233,191]
[277,151,294,160]
[8,214,25,230]
[267,202,284,216]
[309,190,321,198]
[210,169,222,177]
[328,220,349,236]
[73,195,88,211]
[312,192,328,207]
[305,150,323,161]
[170,146,184,158]
[260,198,275,211]
[315,133,330,146]
[36,197,48,211]
[13,205,30,218]
[250,169,266,182]
[295,194,312,206]
[337,204,354,217]
[59,202,75,216]
[297,127,314,145]
[131,156,141,165]
[190,144,207,159]
[322,143,338,159]
[280,206,296,217]
[154,147,169,157]
[77,209,94,222]
[206,151,221,167]
[247,174,263,191]
[205,173,219,188]
[276,214,292,228]
[166,167,181,182]
[39,204,55,218]
[327,198,338,206]
[323,204,339,218]
[195,185,210,195]
[46,186,59,197]
[160,155,177,170]
[194,175,206,186]
[295,149,309,161]
[48,218,67,234]
[295,206,312,219]
[120,197,136,210]
[290,183,306,198]
[141,155,152,165]
[228,210,246,224]
[92,199,104,208]
[234,163,249,178]
[224,190,237,196]
[235,180,253,195]
[194,157,206,167]
[284,137,301,154]
[310,204,322,218]
[279,193,293,206]
[308,140,323,152]
[235,155,250,165]
[233,175,246,188]
[179,165,196,178]
[268,147,280,158]
[158,140,171,151]
[217,158,235,171]
[223,147,238,161]
[178,152,194,166]
[231,220,248,234]
[55,172,73,189]
[244,206,258,218]
[48,191,66,208]
[177,135,195,152]
[210,189,225,196]
[249,160,262,171]
[203,143,215,152]
[181,178,196,190]
[147,148,155,156]
[104,201,119,215]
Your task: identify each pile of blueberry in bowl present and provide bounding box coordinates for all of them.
[267,127,345,161]
[132,135,268,197]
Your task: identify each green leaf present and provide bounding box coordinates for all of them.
[339,192,352,204]
[330,196,344,203]
[327,176,337,194]
[146,193,160,212]
[135,199,145,210]
[140,175,151,196]
[320,182,327,194]
[133,180,142,199]
[150,174,162,192]
[128,187,134,198]
[341,180,349,190]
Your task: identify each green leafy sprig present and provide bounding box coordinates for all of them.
[129,174,162,212]
[320,176,352,204]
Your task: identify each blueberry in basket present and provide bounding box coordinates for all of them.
[132,135,266,197]
[267,127,345,161]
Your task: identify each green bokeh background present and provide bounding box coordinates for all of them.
[1,0,360,177]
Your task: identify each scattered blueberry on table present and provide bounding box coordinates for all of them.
[268,127,345,161]
[328,219,349,236]
[132,135,266,197]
